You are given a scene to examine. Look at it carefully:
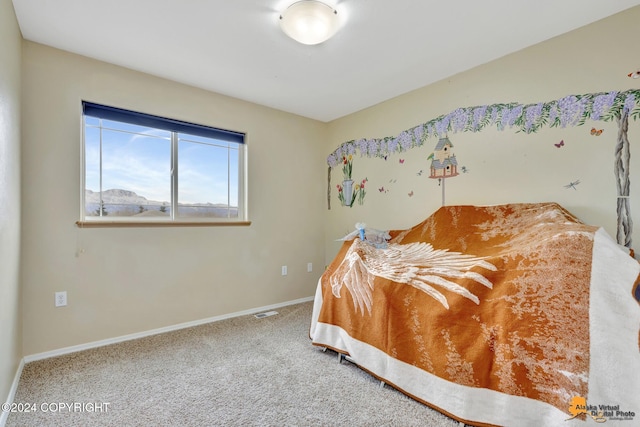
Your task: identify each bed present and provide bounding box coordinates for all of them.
[310,202,640,426]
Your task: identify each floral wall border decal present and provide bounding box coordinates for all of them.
[326,89,640,247]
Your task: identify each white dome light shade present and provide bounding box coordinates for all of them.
[279,1,339,45]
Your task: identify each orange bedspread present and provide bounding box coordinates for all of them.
[310,203,640,426]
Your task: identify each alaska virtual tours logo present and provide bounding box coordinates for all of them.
[566,396,636,423]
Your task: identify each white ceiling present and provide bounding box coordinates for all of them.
[11,0,640,122]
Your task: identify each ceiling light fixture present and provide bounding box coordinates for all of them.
[279,1,339,45]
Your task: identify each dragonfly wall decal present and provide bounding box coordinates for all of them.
[564,180,581,190]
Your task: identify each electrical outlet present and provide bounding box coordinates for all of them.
[307,262,313,272]
[55,291,67,307]
[281,265,288,276]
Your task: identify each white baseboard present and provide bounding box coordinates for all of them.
[24,296,314,363]
[0,358,25,427]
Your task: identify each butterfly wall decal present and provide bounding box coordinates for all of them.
[408,191,414,197]
[399,159,405,164]
[554,140,565,148]
[417,170,423,176]
[591,128,603,136]
[628,70,640,79]
[378,187,388,193]
[461,166,469,173]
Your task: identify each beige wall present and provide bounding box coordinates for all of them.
[325,6,640,262]
[0,0,22,406]
[20,42,327,355]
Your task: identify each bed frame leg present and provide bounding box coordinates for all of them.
[332,351,387,390]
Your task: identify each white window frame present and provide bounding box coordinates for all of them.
[78,101,248,227]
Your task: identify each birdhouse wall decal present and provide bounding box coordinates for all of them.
[429,137,459,178]
[428,136,459,206]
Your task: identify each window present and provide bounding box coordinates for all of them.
[80,102,247,225]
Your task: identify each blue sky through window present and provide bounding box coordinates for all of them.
[85,117,239,207]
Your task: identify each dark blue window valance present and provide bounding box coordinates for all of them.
[82,101,245,144]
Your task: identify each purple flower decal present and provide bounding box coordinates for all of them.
[356,138,367,157]
[508,105,523,127]
[556,95,586,127]
[591,91,618,120]
[398,131,412,151]
[490,107,499,126]
[498,105,523,130]
[413,125,424,145]
[524,103,544,132]
[327,152,339,167]
[435,116,450,135]
[549,102,558,124]
[472,106,488,131]
[499,106,511,130]
[367,139,379,157]
[345,142,356,156]
[573,97,589,126]
[386,137,397,154]
[451,108,469,133]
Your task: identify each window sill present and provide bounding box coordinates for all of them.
[76,220,251,228]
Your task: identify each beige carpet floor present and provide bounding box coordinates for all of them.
[6,301,465,427]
